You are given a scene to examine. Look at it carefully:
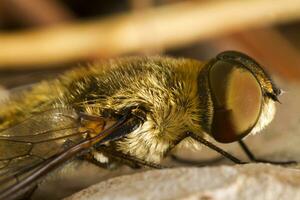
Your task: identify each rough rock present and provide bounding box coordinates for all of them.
[65,164,300,200]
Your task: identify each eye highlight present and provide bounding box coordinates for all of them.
[208,60,262,143]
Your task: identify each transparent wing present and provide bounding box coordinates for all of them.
[0,108,84,193]
[0,106,137,200]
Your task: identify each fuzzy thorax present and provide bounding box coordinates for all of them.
[116,112,204,164]
[112,69,204,163]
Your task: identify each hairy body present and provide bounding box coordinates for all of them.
[0,57,207,165]
[0,52,285,200]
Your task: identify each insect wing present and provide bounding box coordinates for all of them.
[0,109,138,200]
[0,108,83,196]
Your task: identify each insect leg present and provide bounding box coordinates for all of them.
[99,147,166,169]
[81,152,119,169]
[238,140,297,165]
[188,132,244,164]
[167,135,225,166]
[21,184,38,200]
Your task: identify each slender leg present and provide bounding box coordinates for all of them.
[21,184,38,200]
[167,135,225,166]
[239,140,296,165]
[188,132,245,164]
[106,150,166,169]
[81,152,119,169]
[89,146,166,169]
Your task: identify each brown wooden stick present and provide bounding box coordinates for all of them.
[0,0,72,26]
[1,0,300,69]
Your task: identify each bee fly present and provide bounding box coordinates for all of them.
[0,51,295,199]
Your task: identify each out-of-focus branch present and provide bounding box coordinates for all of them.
[0,0,72,26]
[1,0,300,69]
[129,0,164,55]
[130,0,154,11]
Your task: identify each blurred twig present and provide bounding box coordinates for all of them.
[129,0,164,55]
[130,0,155,11]
[0,0,72,26]
[1,0,300,69]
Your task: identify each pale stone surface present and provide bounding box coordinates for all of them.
[65,164,300,200]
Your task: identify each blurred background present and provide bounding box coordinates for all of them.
[1,0,300,199]
[1,0,300,87]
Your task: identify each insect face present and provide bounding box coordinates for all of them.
[199,51,281,143]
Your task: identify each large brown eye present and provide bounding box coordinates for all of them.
[209,60,262,143]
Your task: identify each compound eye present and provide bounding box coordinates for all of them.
[209,60,262,143]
